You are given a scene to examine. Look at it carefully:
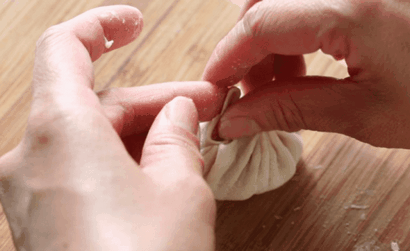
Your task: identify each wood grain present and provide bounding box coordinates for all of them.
[1,0,410,250]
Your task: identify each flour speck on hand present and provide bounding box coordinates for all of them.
[109,10,120,20]
[391,241,400,251]
[104,36,114,49]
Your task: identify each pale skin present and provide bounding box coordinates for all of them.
[0,5,226,251]
[2,1,410,250]
[204,0,410,149]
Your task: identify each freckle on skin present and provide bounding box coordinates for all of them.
[38,135,49,145]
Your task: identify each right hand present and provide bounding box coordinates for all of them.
[203,0,410,149]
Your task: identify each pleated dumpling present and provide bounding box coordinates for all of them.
[200,87,303,200]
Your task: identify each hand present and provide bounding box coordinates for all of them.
[203,0,410,149]
[0,6,226,250]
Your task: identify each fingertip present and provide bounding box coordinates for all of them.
[202,37,233,85]
[202,17,268,87]
[66,5,144,61]
[141,96,204,176]
[96,5,144,51]
[218,112,262,140]
[202,50,220,83]
[202,51,247,88]
[195,83,229,121]
[217,118,242,140]
[120,5,144,39]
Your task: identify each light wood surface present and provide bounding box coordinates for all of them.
[1,0,410,250]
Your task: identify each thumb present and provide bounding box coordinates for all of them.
[140,96,204,177]
[218,76,401,148]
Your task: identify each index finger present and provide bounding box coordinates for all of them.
[202,0,349,87]
[98,81,228,137]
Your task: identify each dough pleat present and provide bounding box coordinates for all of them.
[200,87,303,200]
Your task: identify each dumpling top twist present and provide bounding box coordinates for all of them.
[200,87,303,200]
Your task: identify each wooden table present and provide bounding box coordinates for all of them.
[1,0,410,250]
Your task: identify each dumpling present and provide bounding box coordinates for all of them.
[200,87,303,200]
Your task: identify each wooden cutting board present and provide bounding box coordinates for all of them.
[1,0,409,250]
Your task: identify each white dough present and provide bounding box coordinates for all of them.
[200,87,303,200]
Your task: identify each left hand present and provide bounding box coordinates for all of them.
[0,5,226,251]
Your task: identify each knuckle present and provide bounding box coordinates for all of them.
[189,180,215,209]
[36,25,69,51]
[97,88,118,104]
[98,88,135,135]
[241,1,267,38]
[98,88,130,116]
[172,174,215,205]
[335,0,385,25]
[160,174,216,221]
[26,108,69,140]
[26,106,95,143]
[143,132,204,172]
[146,131,200,155]
[265,93,307,132]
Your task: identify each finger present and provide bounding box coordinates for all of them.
[241,54,275,94]
[238,2,306,94]
[61,6,144,60]
[241,54,306,94]
[32,5,143,107]
[140,97,204,176]
[202,0,349,87]
[237,1,272,94]
[98,81,228,137]
[237,0,261,20]
[218,76,407,148]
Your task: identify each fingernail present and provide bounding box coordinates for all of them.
[218,117,261,139]
[166,97,198,134]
